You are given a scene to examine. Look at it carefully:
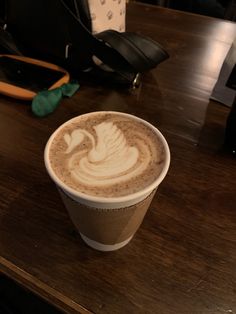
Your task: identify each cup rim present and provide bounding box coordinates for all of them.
[44,111,170,204]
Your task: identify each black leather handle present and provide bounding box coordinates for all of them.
[96,30,169,73]
[60,0,169,79]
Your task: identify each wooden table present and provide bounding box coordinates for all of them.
[0,3,236,314]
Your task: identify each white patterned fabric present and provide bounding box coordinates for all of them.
[88,0,126,34]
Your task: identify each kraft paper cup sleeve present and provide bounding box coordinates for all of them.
[59,189,156,245]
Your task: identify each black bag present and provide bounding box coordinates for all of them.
[1,0,169,87]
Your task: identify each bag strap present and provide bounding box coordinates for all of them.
[0,24,22,55]
[60,0,169,85]
[75,0,92,32]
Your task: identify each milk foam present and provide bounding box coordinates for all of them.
[64,121,150,187]
[49,113,165,197]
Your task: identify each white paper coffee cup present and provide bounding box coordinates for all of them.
[44,112,170,251]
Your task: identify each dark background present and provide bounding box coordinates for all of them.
[1,0,236,22]
[136,0,236,20]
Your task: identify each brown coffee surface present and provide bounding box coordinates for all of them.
[49,112,166,197]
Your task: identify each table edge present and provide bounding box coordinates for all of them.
[0,257,92,314]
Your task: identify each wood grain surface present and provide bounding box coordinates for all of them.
[0,3,236,314]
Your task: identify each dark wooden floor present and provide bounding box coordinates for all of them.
[0,275,62,314]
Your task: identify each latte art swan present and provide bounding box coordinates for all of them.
[63,122,151,187]
[47,112,167,198]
